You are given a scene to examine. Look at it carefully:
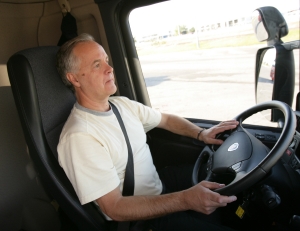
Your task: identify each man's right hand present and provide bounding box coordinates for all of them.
[182,181,237,215]
[96,181,237,221]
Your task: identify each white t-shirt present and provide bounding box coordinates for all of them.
[57,96,163,216]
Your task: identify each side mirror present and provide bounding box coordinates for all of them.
[252,6,288,46]
[255,41,299,124]
[253,6,298,126]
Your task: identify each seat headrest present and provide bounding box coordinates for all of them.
[7,46,76,159]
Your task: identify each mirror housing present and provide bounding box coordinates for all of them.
[252,6,288,46]
[253,6,298,126]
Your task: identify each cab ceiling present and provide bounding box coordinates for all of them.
[0,0,51,3]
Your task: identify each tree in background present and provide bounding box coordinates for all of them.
[175,25,188,35]
[189,27,195,34]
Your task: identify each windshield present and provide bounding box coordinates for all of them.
[129,0,300,127]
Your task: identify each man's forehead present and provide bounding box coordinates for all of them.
[75,41,104,52]
[74,41,107,60]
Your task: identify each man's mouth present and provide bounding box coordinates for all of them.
[106,78,114,84]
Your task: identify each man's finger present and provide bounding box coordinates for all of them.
[216,194,237,203]
[200,181,225,189]
[200,181,238,203]
[206,138,224,145]
[214,122,239,131]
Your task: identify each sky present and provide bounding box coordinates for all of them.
[129,0,299,39]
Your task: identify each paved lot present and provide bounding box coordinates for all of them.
[139,45,299,127]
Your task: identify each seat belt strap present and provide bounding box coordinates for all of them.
[110,102,134,231]
[57,0,71,15]
[57,0,77,46]
[57,12,78,46]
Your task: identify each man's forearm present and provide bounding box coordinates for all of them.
[97,190,188,221]
[97,182,237,222]
[158,114,239,144]
[158,113,201,140]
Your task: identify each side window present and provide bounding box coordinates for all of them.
[129,0,299,127]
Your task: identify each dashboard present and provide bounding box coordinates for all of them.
[295,111,300,134]
[281,111,300,173]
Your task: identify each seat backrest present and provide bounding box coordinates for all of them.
[7,46,108,231]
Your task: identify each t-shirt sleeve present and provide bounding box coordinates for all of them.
[117,97,161,132]
[137,103,161,132]
[58,132,120,205]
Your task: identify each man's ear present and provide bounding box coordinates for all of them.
[66,73,80,88]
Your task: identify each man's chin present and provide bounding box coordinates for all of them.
[109,85,117,95]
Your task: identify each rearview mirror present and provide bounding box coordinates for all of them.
[255,41,299,124]
[256,48,275,121]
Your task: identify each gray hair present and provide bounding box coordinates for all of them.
[56,33,95,92]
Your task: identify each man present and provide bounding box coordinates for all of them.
[57,33,239,231]
[270,63,275,81]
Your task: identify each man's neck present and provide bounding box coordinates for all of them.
[78,101,110,112]
[76,93,111,112]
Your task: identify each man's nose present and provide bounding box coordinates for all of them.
[106,63,113,73]
[108,64,113,73]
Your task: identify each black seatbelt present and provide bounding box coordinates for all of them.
[110,102,134,231]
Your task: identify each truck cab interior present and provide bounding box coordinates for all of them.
[1,0,299,231]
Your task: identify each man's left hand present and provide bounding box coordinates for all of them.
[200,120,239,145]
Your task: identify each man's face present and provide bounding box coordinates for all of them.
[69,41,117,101]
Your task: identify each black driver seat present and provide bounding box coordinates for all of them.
[7,46,108,231]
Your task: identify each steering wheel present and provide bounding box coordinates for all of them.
[192,100,296,196]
